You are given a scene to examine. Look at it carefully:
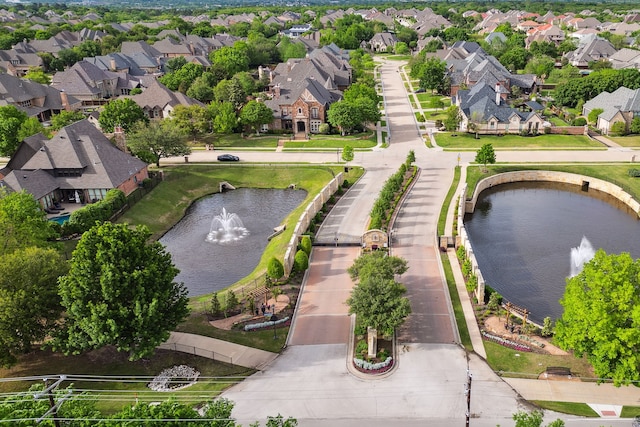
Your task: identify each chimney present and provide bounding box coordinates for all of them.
[495,83,501,105]
[274,83,280,99]
[114,125,127,152]
[109,58,117,71]
[60,90,70,111]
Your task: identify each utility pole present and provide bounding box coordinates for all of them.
[35,375,68,427]
[465,369,472,427]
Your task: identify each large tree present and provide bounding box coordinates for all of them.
[418,57,447,94]
[0,247,67,367]
[210,101,238,134]
[0,105,28,156]
[346,251,410,337]
[170,104,210,141]
[327,101,359,135]
[239,100,273,135]
[556,250,640,386]
[0,189,57,253]
[209,45,250,80]
[126,120,190,167]
[50,110,85,131]
[54,223,189,361]
[475,143,496,172]
[98,98,147,133]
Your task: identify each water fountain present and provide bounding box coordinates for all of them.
[206,207,249,244]
[569,236,596,277]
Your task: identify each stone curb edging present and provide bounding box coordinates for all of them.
[345,314,399,380]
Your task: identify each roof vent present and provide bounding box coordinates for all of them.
[23,175,27,179]
[40,147,45,151]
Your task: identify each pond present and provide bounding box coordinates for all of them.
[463,181,640,323]
[160,188,307,296]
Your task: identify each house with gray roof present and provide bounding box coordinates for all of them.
[0,73,80,121]
[455,82,544,135]
[125,79,204,120]
[0,48,43,76]
[582,86,640,134]
[0,119,148,211]
[564,37,617,68]
[444,44,538,96]
[608,48,640,69]
[51,61,140,110]
[368,32,398,53]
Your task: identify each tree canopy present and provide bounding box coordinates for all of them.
[54,223,189,361]
[346,252,410,335]
[0,189,57,254]
[240,100,273,134]
[556,250,640,386]
[0,247,67,367]
[98,98,147,133]
[0,105,28,157]
[475,143,496,172]
[126,120,190,167]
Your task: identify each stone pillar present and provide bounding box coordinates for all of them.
[367,327,377,358]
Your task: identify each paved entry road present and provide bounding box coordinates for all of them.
[288,247,359,345]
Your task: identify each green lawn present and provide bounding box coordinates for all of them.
[284,133,376,149]
[0,347,253,414]
[200,133,280,148]
[435,132,603,150]
[532,401,599,417]
[621,406,640,417]
[465,164,640,202]
[609,135,640,147]
[485,341,594,379]
[548,116,569,126]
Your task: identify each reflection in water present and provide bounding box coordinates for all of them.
[464,182,640,323]
[160,188,306,296]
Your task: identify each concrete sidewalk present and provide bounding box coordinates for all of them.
[158,332,278,370]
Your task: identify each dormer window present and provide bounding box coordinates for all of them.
[19,100,32,108]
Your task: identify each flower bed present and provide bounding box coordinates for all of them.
[353,356,394,374]
[148,365,200,392]
[243,316,290,331]
[481,330,532,352]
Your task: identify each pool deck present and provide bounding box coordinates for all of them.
[46,202,84,219]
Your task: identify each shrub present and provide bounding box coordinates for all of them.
[293,249,309,272]
[628,169,640,177]
[318,123,330,134]
[456,245,466,261]
[541,316,554,337]
[377,348,389,359]
[211,292,221,316]
[544,126,551,134]
[572,117,587,126]
[225,290,238,314]
[461,259,472,278]
[267,257,284,280]
[342,179,350,188]
[355,339,368,355]
[466,274,478,292]
[299,235,312,256]
[487,291,502,312]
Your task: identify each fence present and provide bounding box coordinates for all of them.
[283,172,344,275]
[110,173,163,222]
[157,342,233,365]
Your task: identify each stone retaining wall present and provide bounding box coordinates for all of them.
[283,172,344,275]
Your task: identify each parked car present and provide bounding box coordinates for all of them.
[217,154,240,162]
[414,88,426,93]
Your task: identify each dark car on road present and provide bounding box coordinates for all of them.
[217,154,240,162]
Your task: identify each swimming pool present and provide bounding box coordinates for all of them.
[49,214,70,225]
